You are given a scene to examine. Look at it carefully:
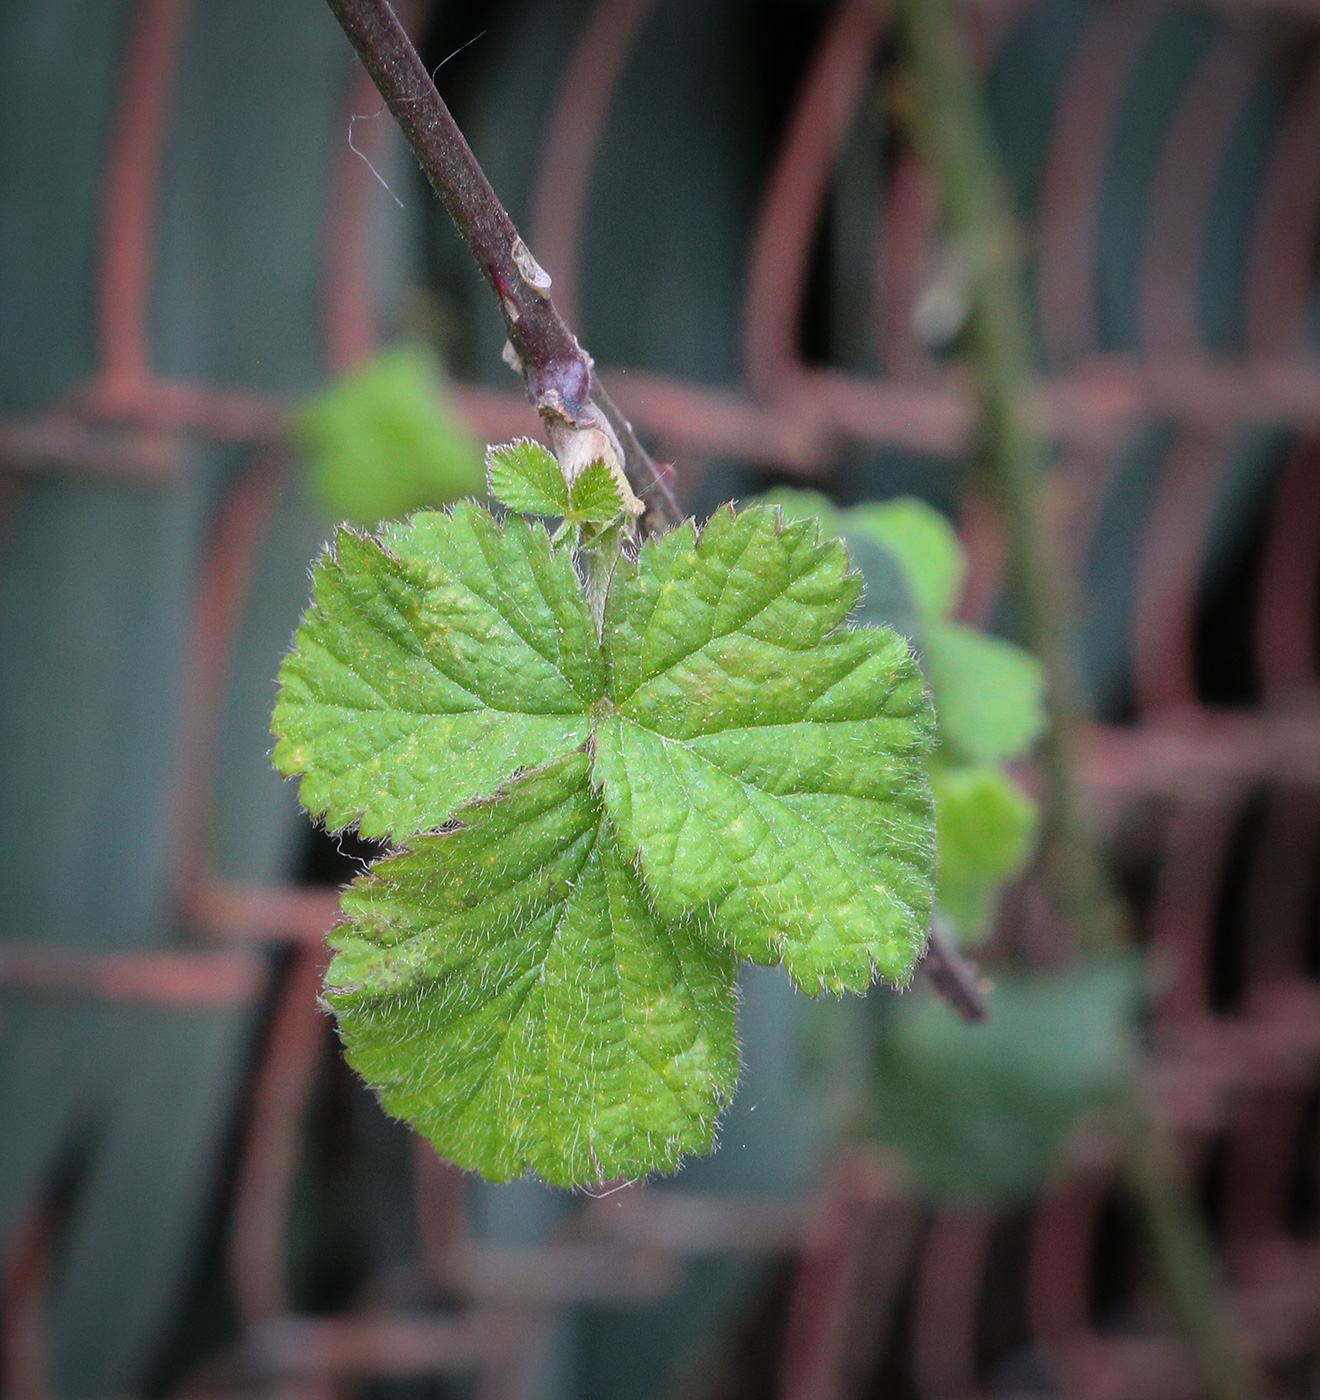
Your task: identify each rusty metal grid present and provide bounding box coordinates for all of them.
[4,0,1320,1396]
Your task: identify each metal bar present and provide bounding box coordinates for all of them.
[530,0,659,330]
[95,0,190,391]
[910,1209,992,1400]
[170,451,287,910]
[0,415,181,481]
[1139,37,1259,355]
[744,0,885,395]
[1036,5,1159,365]
[229,947,330,1325]
[0,946,262,1007]
[321,60,392,373]
[1246,47,1320,354]
[1131,430,1237,714]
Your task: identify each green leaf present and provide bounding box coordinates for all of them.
[593,506,937,995]
[844,497,964,622]
[272,502,603,838]
[923,621,1046,763]
[567,458,628,525]
[295,346,484,526]
[759,490,926,640]
[327,754,740,1187]
[871,964,1138,1202]
[274,495,943,1184]
[932,762,1037,940]
[486,438,568,517]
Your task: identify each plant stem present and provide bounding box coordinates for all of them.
[894,2,1258,1396]
[322,0,681,535]
[896,0,1110,953]
[924,918,987,1021]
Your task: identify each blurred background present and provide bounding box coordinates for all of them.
[3,0,1320,1396]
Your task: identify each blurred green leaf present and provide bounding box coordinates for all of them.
[871,963,1138,1202]
[924,621,1046,763]
[931,761,1037,939]
[295,345,483,526]
[846,497,965,622]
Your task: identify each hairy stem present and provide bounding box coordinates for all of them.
[895,1,1258,1396]
[323,0,681,535]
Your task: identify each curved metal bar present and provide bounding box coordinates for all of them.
[778,1155,912,1400]
[1246,45,1320,355]
[228,945,330,1327]
[169,452,286,910]
[1026,1177,1111,1381]
[1140,36,1260,354]
[1148,797,1244,1031]
[874,156,940,382]
[529,0,659,331]
[910,1208,993,1400]
[1255,443,1320,698]
[744,0,885,396]
[1132,429,1239,715]
[321,61,394,373]
[1036,6,1159,365]
[96,0,191,393]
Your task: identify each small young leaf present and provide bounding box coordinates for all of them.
[486,438,569,517]
[594,506,937,995]
[932,762,1038,939]
[567,458,628,525]
[272,502,602,838]
[871,963,1138,1202]
[327,754,740,1187]
[923,621,1046,763]
[295,346,483,526]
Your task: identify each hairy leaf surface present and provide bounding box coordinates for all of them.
[326,754,740,1186]
[568,458,629,524]
[272,503,602,838]
[275,496,941,1184]
[486,438,568,517]
[594,506,936,994]
[758,487,1045,942]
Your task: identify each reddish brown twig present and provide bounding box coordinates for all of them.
[921,922,988,1022]
[323,0,681,533]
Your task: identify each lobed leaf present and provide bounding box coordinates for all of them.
[272,503,602,838]
[327,754,740,1187]
[594,506,937,994]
